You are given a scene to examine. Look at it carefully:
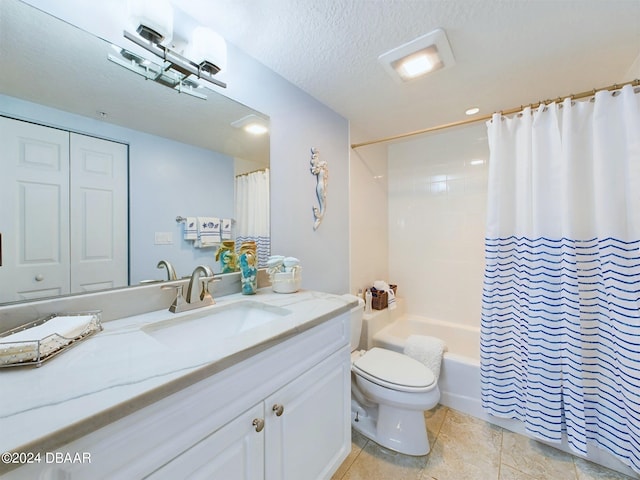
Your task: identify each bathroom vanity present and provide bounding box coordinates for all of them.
[0,290,354,479]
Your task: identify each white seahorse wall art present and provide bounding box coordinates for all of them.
[309,147,327,230]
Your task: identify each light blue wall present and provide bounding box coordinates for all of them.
[222,43,351,294]
[0,95,235,283]
[128,134,234,283]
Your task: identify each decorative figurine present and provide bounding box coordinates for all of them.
[239,241,258,294]
[310,147,327,230]
[215,240,238,273]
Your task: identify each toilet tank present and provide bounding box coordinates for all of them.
[342,294,364,351]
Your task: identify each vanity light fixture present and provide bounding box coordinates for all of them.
[378,28,455,83]
[183,26,227,77]
[128,0,173,46]
[108,45,211,100]
[231,115,269,135]
[121,0,227,90]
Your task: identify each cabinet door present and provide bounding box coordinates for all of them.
[146,403,265,480]
[0,117,70,302]
[265,346,351,480]
[69,133,128,292]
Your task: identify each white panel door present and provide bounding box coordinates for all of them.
[0,117,70,303]
[69,133,128,292]
[147,403,265,480]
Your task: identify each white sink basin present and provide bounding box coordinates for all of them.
[142,301,291,349]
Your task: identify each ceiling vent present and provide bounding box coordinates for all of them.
[378,28,455,83]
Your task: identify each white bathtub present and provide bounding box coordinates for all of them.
[371,314,483,418]
[367,312,639,478]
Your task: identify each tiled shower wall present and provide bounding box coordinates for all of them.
[387,122,490,329]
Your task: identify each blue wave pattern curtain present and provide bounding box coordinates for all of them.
[235,169,270,267]
[481,85,640,473]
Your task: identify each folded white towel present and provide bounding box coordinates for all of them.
[387,288,396,310]
[196,217,221,247]
[0,314,96,364]
[403,335,446,380]
[221,218,232,240]
[183,217,198,241]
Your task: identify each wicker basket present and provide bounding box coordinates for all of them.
[370,285,397,310]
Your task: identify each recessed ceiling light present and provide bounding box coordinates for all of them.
[465,107,480,116]
[243,123,268,135]
[378,28,455,83]
[392,47,442,80]
[231,114,269,135]
[470,159,485,166]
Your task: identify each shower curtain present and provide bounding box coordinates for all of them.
[480,85,640,472]
[235,168,270,267]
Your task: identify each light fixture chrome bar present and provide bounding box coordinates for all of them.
[108,53,157,81]
[123,30,227,89]
[174,82,208,100]
[108,53,209,100]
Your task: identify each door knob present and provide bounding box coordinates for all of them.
[272,404,284,417]
[252,418,265,432]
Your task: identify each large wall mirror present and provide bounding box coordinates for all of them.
[0,0,270,305]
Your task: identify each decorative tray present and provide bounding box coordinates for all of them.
[0,312,102,368]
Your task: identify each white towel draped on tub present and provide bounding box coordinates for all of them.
[404,335,446,380]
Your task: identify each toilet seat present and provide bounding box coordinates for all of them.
[352,347,436,393]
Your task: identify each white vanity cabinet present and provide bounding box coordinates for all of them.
[264,346,350,480]
[150,346,350,480]
[2,310,351,480]
[147,403,266,479]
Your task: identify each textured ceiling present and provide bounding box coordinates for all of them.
[6,0,640,149]
[170,0,640,144]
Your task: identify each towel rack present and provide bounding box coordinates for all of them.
[175,216,235,224]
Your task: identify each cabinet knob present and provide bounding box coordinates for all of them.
[252,418,265,432]
[35,274,44,282]
[272,404,285,417]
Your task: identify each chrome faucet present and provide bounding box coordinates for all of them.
[157,260,178,281]
[186,265,216,305]
[164,265,217,313]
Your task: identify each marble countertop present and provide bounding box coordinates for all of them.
[0,289,355,457]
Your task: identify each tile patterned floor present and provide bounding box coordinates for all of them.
[331,406,638,480]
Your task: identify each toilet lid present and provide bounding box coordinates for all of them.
[353,347,436,391]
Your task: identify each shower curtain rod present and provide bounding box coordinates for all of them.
[351,78,640,149]
[235,167,268,177]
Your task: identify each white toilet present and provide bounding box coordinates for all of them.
[346,295,440,456]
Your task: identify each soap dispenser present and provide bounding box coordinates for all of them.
[365,289,373,313]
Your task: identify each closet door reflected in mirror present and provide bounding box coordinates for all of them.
[0,117,128,303]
